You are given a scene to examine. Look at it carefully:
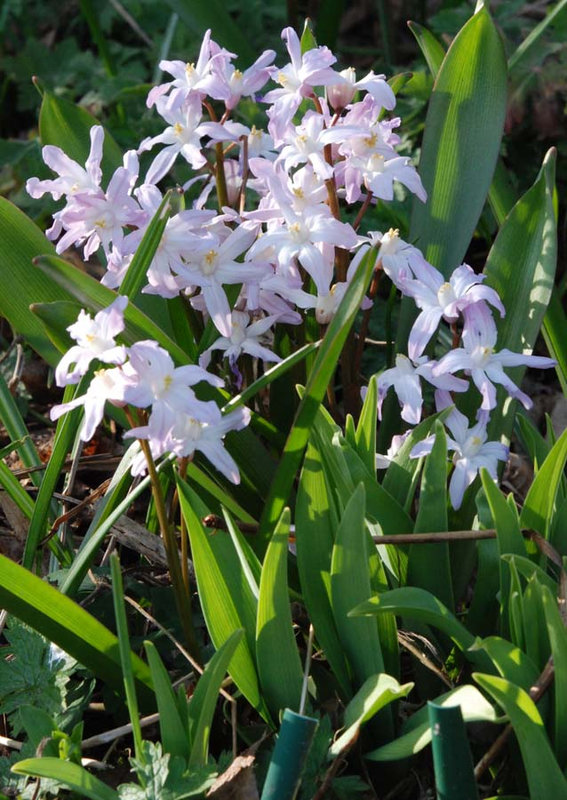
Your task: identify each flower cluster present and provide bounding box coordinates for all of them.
[372,244,555,507]
[28,25,554,498]
[49,297,249,482]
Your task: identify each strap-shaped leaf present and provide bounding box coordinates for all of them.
[257,246,375,549]
[12,759,118,800]
[474,673,567,800]
[409,6,507,276]
[0,554,154,707]
[256,508,304,717]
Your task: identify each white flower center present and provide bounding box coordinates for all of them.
[201,249,219,275]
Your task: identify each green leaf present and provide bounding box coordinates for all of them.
[520,426,567,535]
[329,674,413,758]
[118,191,171,297]
[409,6,507,278]
[256,508,304,717]
[176,477,270,723]
[296,440,351,697]
[408,21,445,77]
[12,758,118,800]
[482,149,557,442]
[366,684,502,761]
[381,408,451,508]
[39,92,122,179]
[540,585,567,766]
[35,255,191,365]
[144,641,189,761]
[350,587,493,672]
[480,471,527,634]
[472,636,539,691]
[543,288,567,396]
[354,374,377,475]
[0,458,35,519]
[408,422,453,610]
[222,341,320,415]
[23,378,88,569]
[0,373,42,478]
[474,673,567,800]
[508,0,567,77]
[0,554,154,708]
[188,629,243,768]
[330,485,394,739]
[0,198,69,364]
[257,247,375,549]
[110,554,144,762]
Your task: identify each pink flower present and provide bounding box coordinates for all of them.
[434,302,556,410]
[26,125,104,201]
[55,296,128,386]
[264,27,337,143]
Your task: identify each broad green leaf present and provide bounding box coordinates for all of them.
[185,462,258,525]
[543,288,567,396]
[35,254,190,365]
[409,7,507,278]
[256,509,303,717]
[39,92,122,178]
[366,684,502,761]
[472,636,539,691]
[188,629,243,768]
[145,641,189,761]
[162,0,255,63]
[482,150,557,443]
[520,426,567,535]
[408,423,453,610]
[330,485,393,739]
[501,554,557,596]
[407,21,445,76]
[177,477,270,723]
[329,674,413,758]
[0,554,154,707]
[515,412,553,472]
[31,300,82,354]
[222,509,261,595]
[541,584,567,765]
[296,440,350,697]
[354,374,377,475]
[110,554,144,761]
[381,408,451,508]
[474,673,567,800]
[258,247,375,549]
[480,470,527,634]
[522,575,549,671]
[12,758,118,800]
[428,702,479,800]
[0,198,70,364]
[350,587,493,672]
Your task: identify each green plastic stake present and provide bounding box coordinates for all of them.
[428,702,479,800]
[260,709,318,800]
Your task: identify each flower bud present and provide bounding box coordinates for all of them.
[326,67,356,111]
